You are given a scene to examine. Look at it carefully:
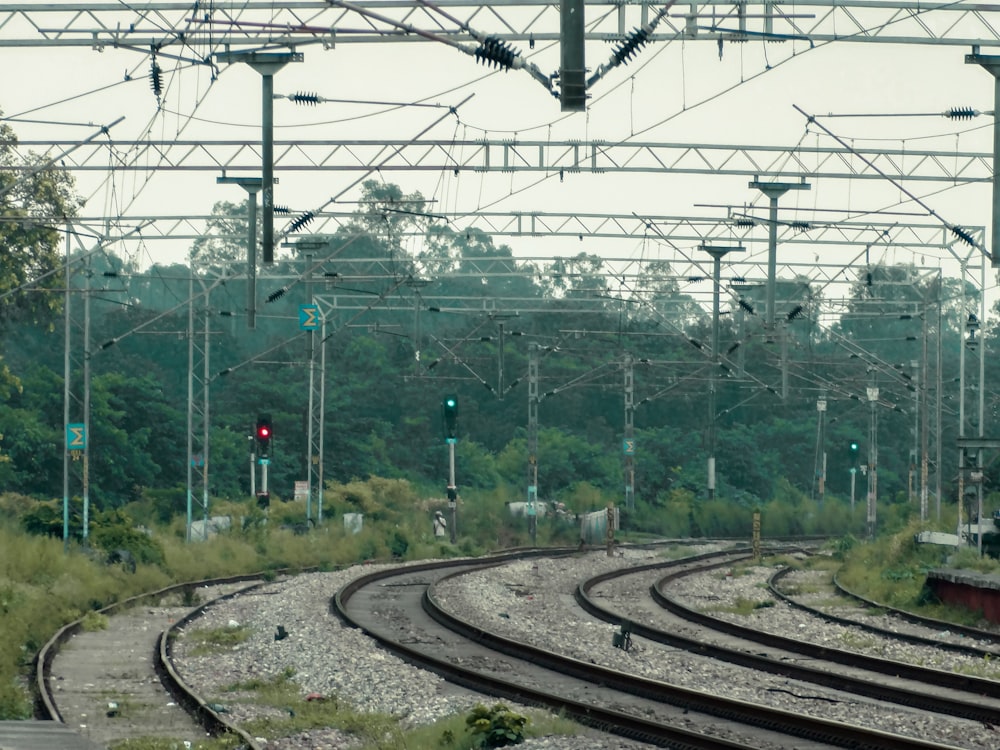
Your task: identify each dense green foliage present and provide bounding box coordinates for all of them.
[465,704,528,748]
[1,173,985,540]
[3,114,995,747]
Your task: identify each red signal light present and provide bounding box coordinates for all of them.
[255,415,272,454]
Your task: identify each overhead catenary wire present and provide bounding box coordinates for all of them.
[0,221,153,305]
[794,104,989,261]
[265,96,473,302]
[585,0,681,89]
[0,117,124,202]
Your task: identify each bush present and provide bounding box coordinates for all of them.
[465,703,528,748]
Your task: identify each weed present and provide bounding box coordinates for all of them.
[108,736,243,749]
[185,624,251,656]
[181,587,200,607]
[465,703,528,748]
[710,596,775,616]
[839,631,878,651]
[80,611,109,632]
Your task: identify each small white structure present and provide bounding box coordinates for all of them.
[580,507,618,544]
[433,510,448,538]
[344,513,363,534]
[506,501,548,518]
[189,516,232,541]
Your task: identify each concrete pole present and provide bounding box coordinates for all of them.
[957,263,967,547]
[448,442,457,544]
[82,255,91,542]
[527,343,539,543]
[965,50,1000,266]
[62,223,71,549]
[700,244,744,500]
[216,176,262,329]
[748,178,810,330]
[216,52,301,263]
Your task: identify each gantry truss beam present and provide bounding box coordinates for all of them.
[189,255,956,314]
[1,1,999,51]
[40,211,985,255]
[2,138,993,184]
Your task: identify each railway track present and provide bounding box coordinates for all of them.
[35,543,994,749]
[37,576,279,749]
[770,565,1000,657]
[338,548,973,750]
[578,554,1000,723]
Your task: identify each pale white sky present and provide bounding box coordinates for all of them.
[1,3,996,305]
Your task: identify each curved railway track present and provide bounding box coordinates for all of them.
[581,554,1000,722]
[36,575,280,749]
[34,544,994,749]
[769,566,1000,657]
[337,548,971,750]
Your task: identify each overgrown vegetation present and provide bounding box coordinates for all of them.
[464,703,528,748]
[185,624,253,656]
[837,520,1000,628]
[109,737,242,750]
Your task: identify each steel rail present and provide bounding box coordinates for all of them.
[409,547,965,750]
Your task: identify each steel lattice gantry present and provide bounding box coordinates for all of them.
[26,210,986,250]
[2,1,1000,50]
[1,138,992,185]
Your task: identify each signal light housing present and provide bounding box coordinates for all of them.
[442,396,458,443]
[255,415,272,454]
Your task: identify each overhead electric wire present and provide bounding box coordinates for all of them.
[0,221,152,305]
[0,117,124,202]
[794,104,989,261]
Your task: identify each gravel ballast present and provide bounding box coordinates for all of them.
[173,550,1000,749]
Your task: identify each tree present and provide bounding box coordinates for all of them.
[189,200,251,268]
[0,117,82,331]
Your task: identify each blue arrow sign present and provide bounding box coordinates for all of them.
[299,304,320,330]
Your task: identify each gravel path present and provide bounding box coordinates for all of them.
[48,583,250,749]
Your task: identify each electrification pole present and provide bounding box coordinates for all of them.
[216,175,262,328]
[215,51,302,265]
[966,49,1000,267]
[748,177,810,331]
[701,244,743,500]
[814,392,827,505]
[866,370,879,540]
[623,353,635,511]
[186,273,211,541]
[527,343,540,543]
[82,255,91,543]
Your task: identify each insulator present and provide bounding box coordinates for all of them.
[686,276,704,282]
[945,106,976,120]
[612,27,651,66]
[734,218,755,228]
[288,211,315,233]
[738,299,755,314]
[149,59,163,99]
[474,36,519,71]
[273,205,291,215]
[266,288,287,303]
[787,304,804,320]
[951,225,975,246]
[790,221,810,232]
[290,91,321,106]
